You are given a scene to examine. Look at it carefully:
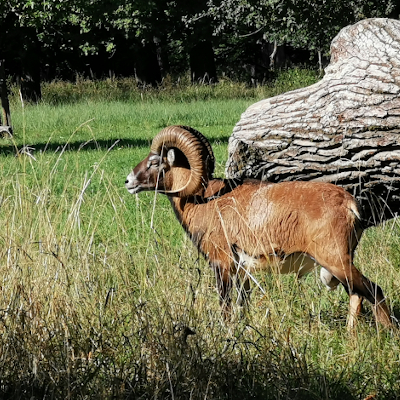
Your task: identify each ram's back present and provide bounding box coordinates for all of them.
[197,180,361,267]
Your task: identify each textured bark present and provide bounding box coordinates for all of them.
[226,18,400,227]
[0,60,12,136]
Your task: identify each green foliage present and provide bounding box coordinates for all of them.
[6,70,319,107]
[2,0,399,87]
[203,0,399,55]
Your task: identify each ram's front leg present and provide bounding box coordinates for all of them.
[236,275,251,307]
[213,262,233,319]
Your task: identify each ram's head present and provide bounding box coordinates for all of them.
[125,125,215,197]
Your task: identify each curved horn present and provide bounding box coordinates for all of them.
[150,125,215,197]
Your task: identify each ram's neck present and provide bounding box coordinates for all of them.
[168,196,200,231]
[167,178,237,246]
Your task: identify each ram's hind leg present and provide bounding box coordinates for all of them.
[347,293,363,329]
[357,273,392,327]
[320,267,363,328]
[213,263,233,320]
[328,261,392,328]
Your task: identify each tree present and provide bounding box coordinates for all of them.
[1,0,399,106]
[1,1,79,100]
[202,0,397,72]
[0,60,12,135]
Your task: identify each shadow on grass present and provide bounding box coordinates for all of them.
[0,137,229,157]
[1,296,398,400]
[0,138,150,156]
[0,357,381,400]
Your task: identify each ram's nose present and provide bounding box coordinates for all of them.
[125,174,135,189]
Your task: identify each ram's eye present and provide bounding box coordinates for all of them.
[147,157,159,169]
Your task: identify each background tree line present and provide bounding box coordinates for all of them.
[0,0,399,103]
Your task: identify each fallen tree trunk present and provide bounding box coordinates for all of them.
[226,18,400,227]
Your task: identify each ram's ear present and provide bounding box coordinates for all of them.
[167,149,176,166]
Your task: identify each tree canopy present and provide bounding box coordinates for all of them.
[0,0,399,95]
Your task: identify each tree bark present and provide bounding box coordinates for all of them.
[0,59,12,136]
[269,40,278,69]
[226,18,400,227]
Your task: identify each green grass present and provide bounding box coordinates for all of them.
[1,70,400,399]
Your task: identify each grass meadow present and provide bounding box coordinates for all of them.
[1,70,400,399]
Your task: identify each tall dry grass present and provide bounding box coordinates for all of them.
[1,71,400,399]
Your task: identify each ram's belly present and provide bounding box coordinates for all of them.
[238,251,316,277]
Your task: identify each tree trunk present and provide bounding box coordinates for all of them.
[190,40,218,84]
[134,42,162,86]
[269,40,278,69]
[0,60,12,136]
[19,28,42,103]
[226,19,400,227]
[153,36,169,79]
